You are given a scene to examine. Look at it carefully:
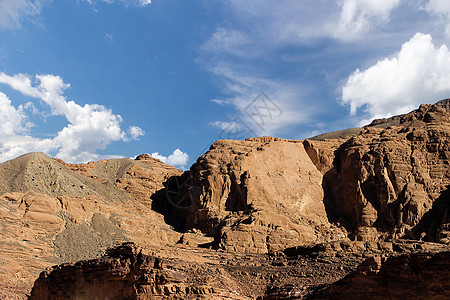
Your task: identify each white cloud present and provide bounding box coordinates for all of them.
[336,0,400,39]
[209,99,228,106]
[0,0,43,29]
[0,92,28,137]
[151,149,189,169]
[210,121,239,132]
[426,0,450,38]
[0,136,56,163]
[200,1,407,139]
[128,126,145,140]
[342,33,450,125]
[0,72,145,163]
[139,0,151,7]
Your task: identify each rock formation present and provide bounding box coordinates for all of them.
[1,100,450,299]
[0,153,182,299]
[161,102,449,255]
[320,103,450,242]
[170,137,347,254]
[307,251,450,299]
[29,242,250,300]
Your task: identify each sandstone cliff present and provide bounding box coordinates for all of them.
[319,103,450,242]
[168,137,347,254]
[29,242,251,300]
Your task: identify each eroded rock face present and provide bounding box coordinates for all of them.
[30,243,250,300]
[26,241,366,300]
[174,137,347,254]
[0,153,182,299]
[322,104,450,242]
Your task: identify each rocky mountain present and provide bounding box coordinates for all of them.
[1,99,449,299]
[163,101,450,253]
[0,153,183,298]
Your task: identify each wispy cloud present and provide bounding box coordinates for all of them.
[81,0,152,8]
[0,0,152,30]
[200,1,372,137]
[335,0,400,40]
[105,32,114,41]
[425,0,450,38]
[207,65,312,137]
[201,0,450,134]
[0,0,43,29]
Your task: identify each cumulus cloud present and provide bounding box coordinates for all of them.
[151,149,189,169]
[0,0,43,29]
[0,92,28,137]
[128,126,145,140]
[0,72,145,163]
[342,33,450,125]
[336,0,400,39]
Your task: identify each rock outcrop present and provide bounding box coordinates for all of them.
[171,137,347,254]
[29,242,250,300]
[0,153,182,299]
[320,104,450,242]
[157,102,450,255]
[58,153,182,207]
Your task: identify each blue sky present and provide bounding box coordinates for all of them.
[1,0,450,168]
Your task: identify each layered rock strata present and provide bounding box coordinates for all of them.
[0,153,182,299]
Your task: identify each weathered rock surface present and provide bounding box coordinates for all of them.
[31,240,450,300]
[28,241,365,300]
[0,153,182,299]
[58,153,183,207]
[320,103,450,242]
[157,101,450,256]
[29,242,250,300]
[172,137,347,254]
[307,251,450,299]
